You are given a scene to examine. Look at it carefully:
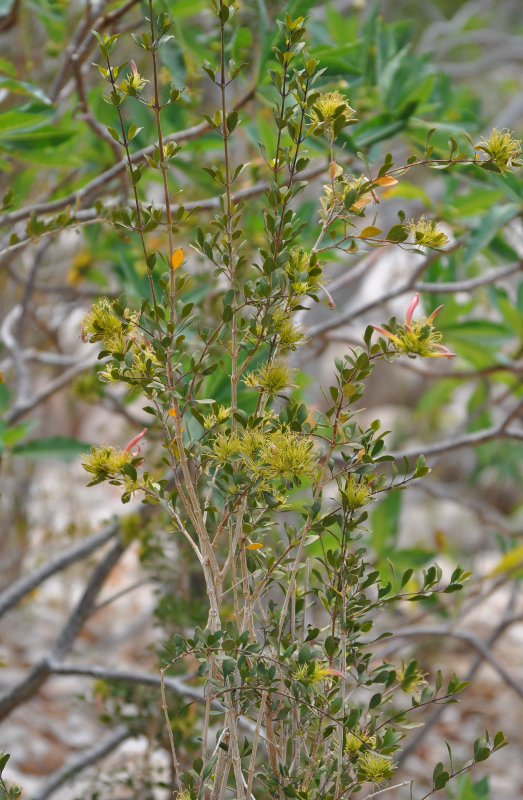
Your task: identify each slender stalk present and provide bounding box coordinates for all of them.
[106,59,157,306]
[160,664,184,794]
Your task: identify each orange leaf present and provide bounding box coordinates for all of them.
[375,176,398,187]
[352,196,371,210]
[246,542,264,550]
[171,248,183,270]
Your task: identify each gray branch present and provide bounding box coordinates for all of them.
[392,625,523,698]
[0,520,119,619]
[0,538,126,721]
[29,725,130,800]
[49,662,207,705]
[306,260,522,339]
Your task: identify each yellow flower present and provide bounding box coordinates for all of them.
[341,473,374,510]
[407,216,448,249]
[357,751,395,785]
[310,90,356,139]
[119,59,149,95]
[475,128,522,174]
[244,361,294,394]
[293,660,345,686]
[371,293,456,359]
[397,661,428,696]
[345,729,377,756]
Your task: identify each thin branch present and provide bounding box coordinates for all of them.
[415,260,522,293]
[389,417,523,462]
[306,257,521,339]
[29,725,130,800]
[0,538,126,721]
[4,354,105,425]
[392,625,523,698]
[0,520,119,619]
[0,88,258,230]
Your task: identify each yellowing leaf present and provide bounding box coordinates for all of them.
[375,176,398,187]
[246,542,264,550]
[353,196,371,210]
[488,544,523,577]
[171,248,183,270]
[360,225,382,238]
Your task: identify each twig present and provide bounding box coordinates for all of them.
[388,416,523,462]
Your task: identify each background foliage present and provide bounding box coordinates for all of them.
[0,1,522,799]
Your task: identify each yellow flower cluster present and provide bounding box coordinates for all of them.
[293,661,344,686]
[310,90,356,139]
[357,751,395,785]
[285,247,324,301]
[475,128,521,174]
[82,297,134,353]
[345,729,377,756]
[372,294,456,359]
[211,425,318,484]
[119,60,149,95]
[244,361,294,394]
[341,473,374,511]
[407,216,448,249]
[82,445,133,482]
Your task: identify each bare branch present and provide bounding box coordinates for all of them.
[4,354,105,425]
[389,414,523,463]
[0,538,126,721]
[0,520,119,619]
[29,725,131,800]
[392,625,523,699]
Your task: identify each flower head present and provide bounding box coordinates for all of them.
[293,660,345,687]
[244,361,295,394]
[371,293,456,359]
[345,729,377,756]
[119,60,149,95]
[341,473,374,511]
[475,128,522,174]
[357,751,395,786]
[407,216,448,249]
[310,91,356,139]
[397,660,428,696]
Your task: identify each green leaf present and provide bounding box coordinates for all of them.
[461,204,520,268]
[12,436,92,461]
[0,75,52,105]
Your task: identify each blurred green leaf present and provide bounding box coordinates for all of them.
[12,436,92,460]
